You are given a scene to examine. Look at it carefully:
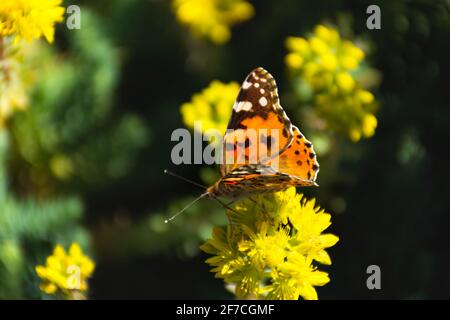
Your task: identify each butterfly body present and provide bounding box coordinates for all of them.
[207,67,319,199]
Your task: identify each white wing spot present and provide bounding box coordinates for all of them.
[260,77,267,82]
[260,88,265,94]
[242,81,252,89]
[259,97,268,107]
[254,83,260,88]
[234,101,253,112]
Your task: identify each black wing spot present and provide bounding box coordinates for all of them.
[312,164,319,171]
[260,134,275,150]
[267,135,274,150]
[245,138,252,148]
[307,171,311,179]
[309,152,315,159]
[295,150,300,155]
[305,142,312,148]
[237,137,252,149]
[297,160,302,166]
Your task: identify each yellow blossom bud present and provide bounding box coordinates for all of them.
[314,25,331,39]
[349,128,362,142]
[303,62,320,79]
[314,25,340,44]
[340,56,359,70]
[357,89,374,104]
[211,24,230,44]
[320,53,337,71]
[342,41,365,61]
[285,53,304,69]
[231,2,255,20]
[336,72,355,92]
[309,37,328,55]
[362,113,377,137]
[285,37,310,54]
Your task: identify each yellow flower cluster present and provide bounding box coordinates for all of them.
[181,80,239,136]
[0,0,65,43]
[35,243,95,298]
[201,187,339,300]
[285,25,378,141]
[172,0,254,44]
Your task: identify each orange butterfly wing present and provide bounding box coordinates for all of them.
[220,67,294,176]
[267,125,320,185]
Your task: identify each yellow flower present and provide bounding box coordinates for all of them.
[286,24,366,91]
[181,80,239,136]
[285,24,378,141]
[263,253,330,300]
[316,87,378,141]
[201,187,338,300]
[290,196,339,265]
[35,243,95,298]
[0,0,65,44]
[172,0,254,44]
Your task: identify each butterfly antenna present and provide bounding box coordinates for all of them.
[164,192,209,224]
[164,169,206,190]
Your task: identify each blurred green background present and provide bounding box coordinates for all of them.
[1,0,449,299]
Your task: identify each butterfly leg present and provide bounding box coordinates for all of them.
[213,198,238,243]
[214,198,240,219]
[225,200,235,207]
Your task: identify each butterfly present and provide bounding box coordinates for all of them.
[165,67,319,222]
[205,67,319,199]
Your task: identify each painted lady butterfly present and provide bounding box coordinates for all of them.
[206,67,319,198]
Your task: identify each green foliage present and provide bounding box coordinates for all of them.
[9,10,149,195]
[0,131,89,299]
